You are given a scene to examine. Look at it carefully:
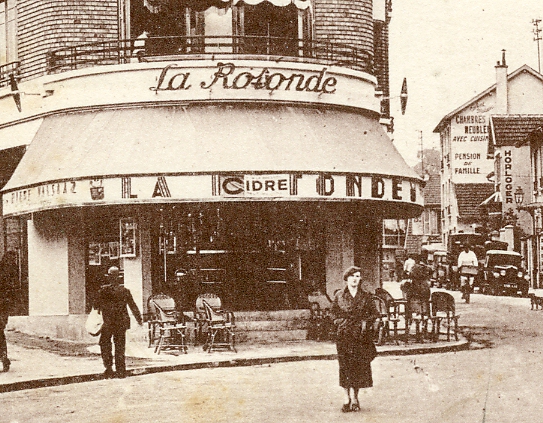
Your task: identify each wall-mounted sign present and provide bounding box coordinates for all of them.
[450,104,494,183]
[151,63,338,95]
[3,172,423,216]
[120,218,137,258]
[27,60,379,126]
[88,242,101,266]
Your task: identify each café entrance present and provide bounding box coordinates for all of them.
[150,202,326,312]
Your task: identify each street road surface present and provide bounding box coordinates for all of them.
[1,290,543,423]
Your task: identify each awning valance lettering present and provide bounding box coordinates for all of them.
[2,104,422,216]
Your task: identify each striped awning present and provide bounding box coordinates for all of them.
[3,104,420,190]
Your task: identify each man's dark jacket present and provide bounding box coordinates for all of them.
[0,265,17,316]
[96,284,142,330]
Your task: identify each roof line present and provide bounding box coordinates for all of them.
[433,64,543,133]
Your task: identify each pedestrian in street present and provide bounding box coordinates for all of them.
[403,255,416,279]
[457,244,478,303]
[401,256,431,302]
[0,251,18,372]
[331,265,380,413]
[95,266,142,378]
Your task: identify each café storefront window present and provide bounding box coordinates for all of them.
[151,203,324,312]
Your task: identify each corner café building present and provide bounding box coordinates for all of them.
[0,13,422,337]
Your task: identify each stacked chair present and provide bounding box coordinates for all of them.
[147,294,188,354]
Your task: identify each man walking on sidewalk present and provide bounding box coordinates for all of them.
[0,251,18,372]
[95,266,142,378]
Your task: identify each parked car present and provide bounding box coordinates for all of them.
[481,250,529,297]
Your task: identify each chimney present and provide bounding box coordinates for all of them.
[495,49,508,114]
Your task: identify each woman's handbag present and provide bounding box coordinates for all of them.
[85,308,103,336]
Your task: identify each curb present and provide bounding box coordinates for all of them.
[0,337,469,394]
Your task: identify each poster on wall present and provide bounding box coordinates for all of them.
[109,241,120,259]
[100,242,110,259]
[88,242,101,265]
[120,218,137,258]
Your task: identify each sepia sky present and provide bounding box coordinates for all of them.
[388,0,543,166]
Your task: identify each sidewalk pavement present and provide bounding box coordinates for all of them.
[0,282,468,393]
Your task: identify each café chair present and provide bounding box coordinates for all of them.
[372,295,400,345]
[201,298,236,353]
[307,291,334,341]
[147,294,188,354]
[405,298,431,344]
[430,291,460,341]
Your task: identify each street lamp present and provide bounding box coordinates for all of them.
[514,186,525,208]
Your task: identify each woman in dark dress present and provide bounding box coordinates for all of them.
[331,266,379,412]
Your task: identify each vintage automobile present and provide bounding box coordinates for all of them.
[481,250,530,297]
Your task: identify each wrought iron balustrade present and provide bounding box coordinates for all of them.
[46,35,373,74]
[0,61,21,88]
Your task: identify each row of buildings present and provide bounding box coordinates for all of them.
[435,51,543,288]
[0,0,423,339]
[383,51,543,290]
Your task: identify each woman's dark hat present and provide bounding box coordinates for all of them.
[343,266,361,281]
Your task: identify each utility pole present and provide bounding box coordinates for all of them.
[533,19,542,73]
[417,130,424,176]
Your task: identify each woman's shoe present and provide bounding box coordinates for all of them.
[341,402,351,413]
[350,401,360,412]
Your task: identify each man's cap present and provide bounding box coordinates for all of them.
[107,266,120,276]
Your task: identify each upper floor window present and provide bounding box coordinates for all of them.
[382,219,407,247]
[130,0,310,56]
[0,0,16,66]
[0,1,5,65]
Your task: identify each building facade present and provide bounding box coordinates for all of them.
[0,0,422,338]
[435,53,543,247]
[507,117,543,288]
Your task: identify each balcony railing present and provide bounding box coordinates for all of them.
[0,61,21,88]
[47,35,373,74]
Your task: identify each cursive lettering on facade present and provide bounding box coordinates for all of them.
[8,181,77,206]
[37,181,76,197]
[150,62,338,94]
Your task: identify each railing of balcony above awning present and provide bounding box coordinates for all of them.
[0,61,21,88]
[46,35,374,75]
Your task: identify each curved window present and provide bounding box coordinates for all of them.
[129,0,311,57]
[243,2,298,55]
